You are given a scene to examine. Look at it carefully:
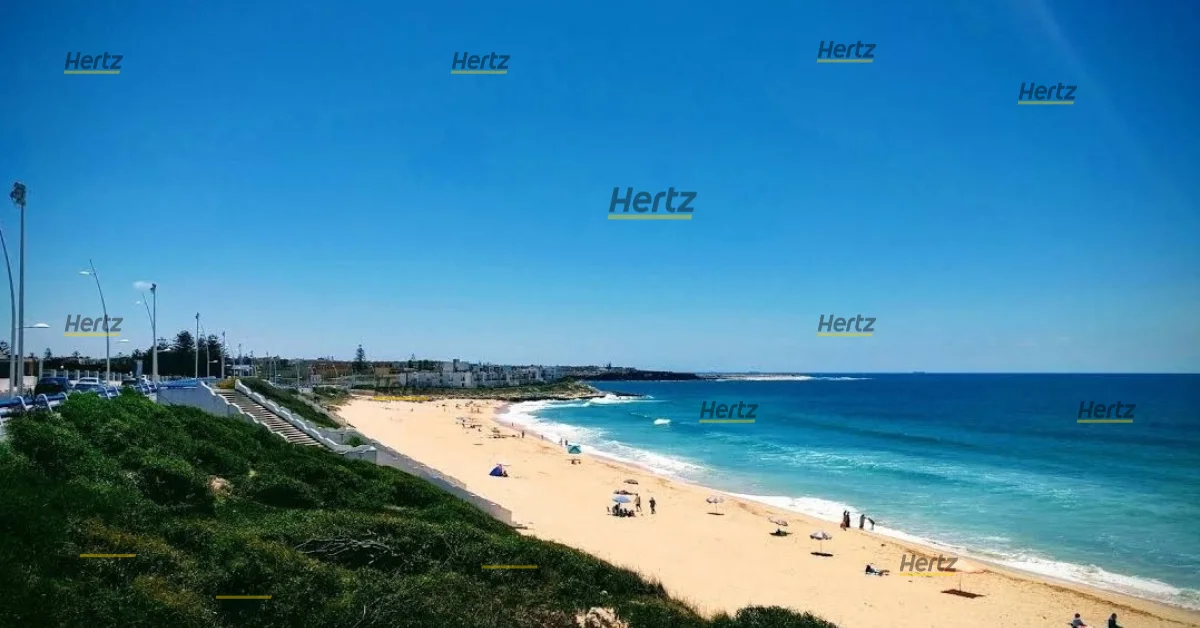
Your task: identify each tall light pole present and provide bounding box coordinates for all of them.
[221,331,226,379]
[79,260,111,385]
[0,218,16,395]
[137,283,158,382]
[194,313,200,379]
[8,182,26,395]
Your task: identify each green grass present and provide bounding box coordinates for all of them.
[0,391,837,627]
[240,378,340,428]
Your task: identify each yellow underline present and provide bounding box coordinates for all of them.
[482,565,538,569]
[1017,101,1074,105]
[817,332,873,337]
[699,419,755,423]
[816,59,873,63]
[451,70,507,74]
[64,332,120,337]
[608,215,693,220]
[898,572,955,577]
[64,70,120,75]
[1077,419,1133,424]
[80,553,136,558]
[215,595,272,599]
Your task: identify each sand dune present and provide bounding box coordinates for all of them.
[340,398,1200,628]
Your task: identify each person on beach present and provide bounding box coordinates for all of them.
[649,497,656,514]
[635,494,642,513]
[521,431,525,438]
[868,517,875,530]
[1107,613,1121,628]
[840,511,850,531]
[1069,613,1088,627]
[859,513,866,529]
[864,564,889,576]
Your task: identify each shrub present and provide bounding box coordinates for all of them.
[243,473,321,509]
[0,390,837,627]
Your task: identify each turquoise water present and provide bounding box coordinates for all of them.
[500,374,1200,608]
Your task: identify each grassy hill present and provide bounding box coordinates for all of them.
[0,392,837,627]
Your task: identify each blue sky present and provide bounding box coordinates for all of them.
[2,0,1198,373]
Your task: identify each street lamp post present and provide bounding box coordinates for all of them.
[137,284,158,382]
[221,331,226,379]
[79,260,111,385]
[0,219,16,395]
[7,182,26,395]
[194,313,200,379]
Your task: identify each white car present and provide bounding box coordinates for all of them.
[74,377,102,389]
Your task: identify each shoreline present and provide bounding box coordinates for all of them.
[341,397,1200,628]
[493,405,1195,614]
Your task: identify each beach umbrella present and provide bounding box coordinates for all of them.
[566,444,582,455]
[488,465,505,477]
[809,530,833,555]
[769,517,788,527]
[624,479,639,485]
[944,558,986,593]
[705,495,725,514]
[611,494,632,504]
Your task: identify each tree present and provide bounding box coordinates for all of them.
[173,330,195,353]
[43,348,52,360]
[353,345,367,374]
[0,340,8,356]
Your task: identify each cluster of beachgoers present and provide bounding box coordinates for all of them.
[338,396,1200,628]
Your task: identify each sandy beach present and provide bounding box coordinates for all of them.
[341,397,1200,628]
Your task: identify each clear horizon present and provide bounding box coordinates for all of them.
[4,0,1198,374]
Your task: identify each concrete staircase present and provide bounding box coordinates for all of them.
[215,389,321,447]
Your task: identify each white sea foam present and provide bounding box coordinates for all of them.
[587,394,657,405]
[709,375,872,382]
[653,418,671,425]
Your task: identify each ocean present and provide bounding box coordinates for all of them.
[498,374,1200,609]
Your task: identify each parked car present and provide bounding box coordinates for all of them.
[34,376,72,396]
[72,381,103,394]
[121,377,139,388]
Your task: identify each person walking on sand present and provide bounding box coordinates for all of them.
[649,496,656,514]
[1069,612,1088,627]
[635,494,642,513]
[841,511,850,531]
[859,513,866,529]
[868,517,875,530]
[1107,614,1121,628]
